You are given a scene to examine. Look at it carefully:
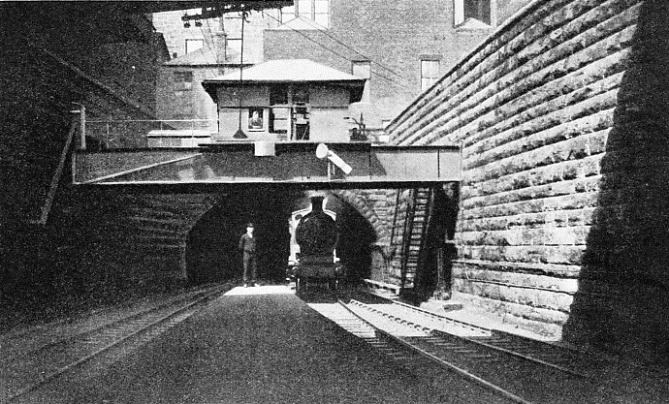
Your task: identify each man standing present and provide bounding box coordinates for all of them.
[238,222,257,287]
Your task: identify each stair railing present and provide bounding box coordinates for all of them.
[400,187,433,290]
[29,109,80,226]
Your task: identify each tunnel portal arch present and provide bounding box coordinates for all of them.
[185,189,382,285]
[186,189,304,284]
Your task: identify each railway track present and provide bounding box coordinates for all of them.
[1,285,227,403]
[309,302,521,404]
[313,298,606,404]
[0,284,224,357]
[352,299,593,377]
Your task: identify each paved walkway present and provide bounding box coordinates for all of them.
[20,286,480,404]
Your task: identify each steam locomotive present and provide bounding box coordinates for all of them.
[287,196,346,291]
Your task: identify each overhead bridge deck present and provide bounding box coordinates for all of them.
[73,142,461,191]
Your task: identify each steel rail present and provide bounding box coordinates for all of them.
[388,299,589,377]
[1,286,218,362]
[338,300,534,404]
[352,299,588,378]
[5,287,224,403]
[0,286,221,361]
[365,291,591,364]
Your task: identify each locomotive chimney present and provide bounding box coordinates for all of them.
[310,196,325,212]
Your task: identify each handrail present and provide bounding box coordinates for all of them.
[416,187,435,283]
[399,189,415,288]
[400,187,432,289]
[87,119,217,123]
[29,117,78,226]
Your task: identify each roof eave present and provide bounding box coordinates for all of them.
[202,79,366,103]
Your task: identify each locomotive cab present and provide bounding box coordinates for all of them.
[287,196,346,291]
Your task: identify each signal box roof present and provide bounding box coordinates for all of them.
[202,59,366,102]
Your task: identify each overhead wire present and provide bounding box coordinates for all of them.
[261,11,415,93]
[179,9,415,93]
[295,14,406,80]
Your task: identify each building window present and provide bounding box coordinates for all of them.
[226,38,242,60]
[185,39,204,54]
[281,5,295,22]
[281,0,329,28]
[454,0,493,26]
[421,59,440,92]
[352,61,371,103]
[313,0,329,27]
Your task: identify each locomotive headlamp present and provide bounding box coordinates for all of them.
[316,143,352,175]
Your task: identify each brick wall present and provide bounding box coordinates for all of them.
[152,9,273,63]
[385,0,669,360]
[68,193,213,286]
[0,2,168,305]
[156,66,220,130]
[264,0,530,128]
[1,2,165,222]
[152,10,280,126]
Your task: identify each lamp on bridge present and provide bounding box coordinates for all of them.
[316,143,352,175]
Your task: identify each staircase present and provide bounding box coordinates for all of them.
[387,188,432,290]
[400,188,432,288]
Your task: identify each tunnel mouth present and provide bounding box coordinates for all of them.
[185,190,377,287]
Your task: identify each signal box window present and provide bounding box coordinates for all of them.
[270,85,289,135]
[294,104,310,140]
[293,87,310,140]
[248,107,266,131]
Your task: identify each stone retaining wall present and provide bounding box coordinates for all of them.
[386,0,668,356]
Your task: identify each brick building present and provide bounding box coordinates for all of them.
[154,1,532,132]
[153,9,283,130]
[264,0,531,130]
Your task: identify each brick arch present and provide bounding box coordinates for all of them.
[330,190,387,242]
[126,194,215,279]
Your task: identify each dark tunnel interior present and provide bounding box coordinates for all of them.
[330,195,377,283]
[186,190,378,285]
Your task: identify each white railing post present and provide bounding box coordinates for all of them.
[71,102,86,150]
[80,105,86,149]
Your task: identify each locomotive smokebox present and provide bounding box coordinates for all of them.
[291,196,347,291]
[295,196,337,256]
